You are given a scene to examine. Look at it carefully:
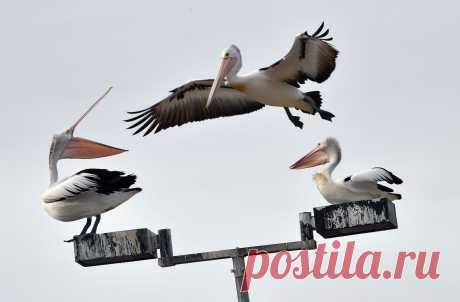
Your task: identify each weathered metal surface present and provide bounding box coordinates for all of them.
[232,256,250,302]
[299,212,315,241]
[157,228,174,267]
[158,240,317,267]
[313,199,398,238]
[73,228,158,267]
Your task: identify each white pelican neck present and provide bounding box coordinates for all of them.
[226,50,243,81]
[49,159,58,185]
[322,142,342,177]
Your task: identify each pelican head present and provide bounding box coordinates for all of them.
[290,137,341,170]
[206,44,242,108]
[49,87,126,165]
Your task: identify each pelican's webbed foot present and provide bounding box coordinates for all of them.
[63,233,94,243]
[284,107,303,129]
[64,217,93,243]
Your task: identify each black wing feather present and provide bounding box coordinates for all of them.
[259,23,338,87]
[125,79,264,136]
[372,167,403,185]
[77,169,139,195]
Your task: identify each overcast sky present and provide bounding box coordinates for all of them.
[1,0,458,301]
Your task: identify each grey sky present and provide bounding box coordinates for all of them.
[1,0,458,301]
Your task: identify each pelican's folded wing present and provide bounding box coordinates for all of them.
[340,167,403,193]
[42,169,139,203]
[259,22,338,88]
[41,173,98,203]
[125,79,264,136]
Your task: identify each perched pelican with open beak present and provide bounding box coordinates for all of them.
[290,137,403,204]
[41,88,142,242]
[126,22,338,136]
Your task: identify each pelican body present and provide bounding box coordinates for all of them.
[41,88,142,241]
[214,65,324,114]
[290,137,403,204]
[126,23,338,135]
[43,168,141,222]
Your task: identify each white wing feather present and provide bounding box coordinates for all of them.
[42,173,98,203]
[340,167,402,193]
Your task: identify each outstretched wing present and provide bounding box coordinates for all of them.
[259,22,338,88]
[125,79,264,136]
[341,167,403,193]
[42,169,139,203]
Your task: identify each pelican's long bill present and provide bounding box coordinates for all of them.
[67,87,113,135]
[59,87,127,160]
[206,56,233,108]
[62,137,126,159]
[290,145,329,169]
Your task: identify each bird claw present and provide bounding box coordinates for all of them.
[291,116,304,129]
[63,233,95,243]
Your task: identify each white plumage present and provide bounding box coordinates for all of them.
[126,23,338,135]
[42,170,141,222]
[291,137,403,204]
[42,87,142,241]
[42,173,97,203]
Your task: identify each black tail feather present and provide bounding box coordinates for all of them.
[77,169,139,195]
[303,91,322,108]
[390,193,402,200]
[374,167,403,184]
[390,173,403,185]
[377,184,394,192]
[318,110,335,121]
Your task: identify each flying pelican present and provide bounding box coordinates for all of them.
[41,88,142,242]
[126,22,338,136]
[290,137,403,204]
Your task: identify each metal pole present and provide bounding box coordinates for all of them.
[299,212,314,241]
[232,256,250,302]
[158,229,174,267]
[73,204,398,301]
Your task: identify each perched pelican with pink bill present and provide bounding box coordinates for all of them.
[126,22,338,135]
[41,87,142,242]
[290,137,403,204]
